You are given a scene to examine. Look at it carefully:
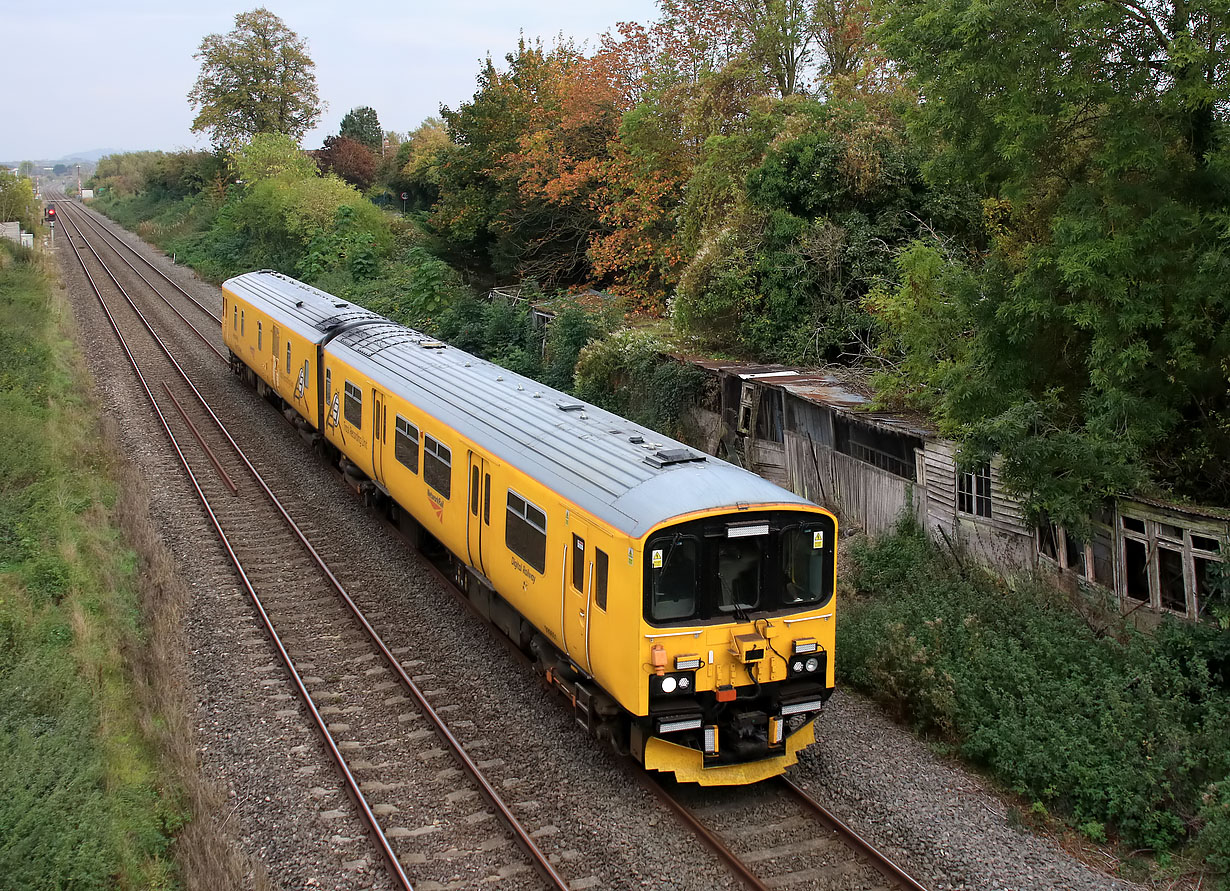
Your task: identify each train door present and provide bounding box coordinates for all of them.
[564,517,594,674]
[371,387,388,484]
[271,325,281,389]
[466,452,489,576]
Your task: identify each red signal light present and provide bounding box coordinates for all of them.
[47,208,55,217]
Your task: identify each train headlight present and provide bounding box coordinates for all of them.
[650,671,695,697]
[788,648,826,680]
[805,657,820,673]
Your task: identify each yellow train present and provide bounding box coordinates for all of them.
[222,271,837,784]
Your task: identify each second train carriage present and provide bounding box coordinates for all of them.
[222,270,838,784]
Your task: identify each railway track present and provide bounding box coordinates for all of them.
[56,197,935,891]
[645,775,929,891]
[55,200,585,890]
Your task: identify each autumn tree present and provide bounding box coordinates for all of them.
[339,106,383,153]
[188,8,321,148]
[315,135,377,191]
[388,117,450,211]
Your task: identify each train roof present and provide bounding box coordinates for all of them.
[223,270,385,343]
[225,271,815,539]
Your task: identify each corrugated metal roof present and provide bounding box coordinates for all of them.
[686,358,933,439]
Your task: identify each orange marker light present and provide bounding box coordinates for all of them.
[651,643,667,676]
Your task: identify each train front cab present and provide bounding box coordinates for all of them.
[628,506,837,785]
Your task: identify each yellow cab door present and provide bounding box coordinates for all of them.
[371,387,388,484]
[465,451,489,576]
[564,515,594,673]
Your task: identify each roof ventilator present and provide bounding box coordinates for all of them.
[556,401,584,412]
[644,448,707,469]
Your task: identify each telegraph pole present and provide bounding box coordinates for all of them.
[76,164,81,196]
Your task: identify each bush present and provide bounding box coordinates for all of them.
[574,330,704,438]
[842,515,1230,864]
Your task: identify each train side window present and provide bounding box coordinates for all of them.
[257,321,262,351]
[572,535,585,591]
[483,474,490,525]
[240,309,244,335]
[506,491,546,573]
[285,342,291,369]
[594,548,609,610]
[394,416,419,473]
[233,305,237,330]
[424,435,451,498]
[325,368,332,402]
[343,381,362,428]
[470,466,480,516]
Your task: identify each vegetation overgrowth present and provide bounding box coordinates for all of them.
[841,516,1230,884]
[0,241,182,887]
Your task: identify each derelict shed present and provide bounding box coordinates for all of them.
[680,358,1228,624]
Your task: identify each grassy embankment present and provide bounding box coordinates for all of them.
[840,517,1230,887]
[0,240,260,890]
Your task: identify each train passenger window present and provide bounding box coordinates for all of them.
[780,527,833,606]
[343,381,362,428]
[470,467,480,516]
[649,535,698,621]
[483,474,490,525]
[717,537,762,613]
[506,491,546,574]
[233,305,237,330]
[394,416,419,473]
[572,535,585,591]
[424,435,451,498]
[594,548,609,611]
[240,310,244,335]
[325,368,332,402]
[257,321,262,351]
[286,342,292,369]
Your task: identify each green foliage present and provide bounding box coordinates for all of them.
[675,96,978,363]
[431,296,544,379]
[232,132,319,183]
[0,242,180,888]
[91,151,167,197]
[872,0,1230,515]
[339,105,383,153]
[188,7,321,147]
[543,304,610,391]
[0,169,41,232]
[842,517,1230,860]
[574,330,705,437]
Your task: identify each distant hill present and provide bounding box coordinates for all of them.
[0,149,118,168]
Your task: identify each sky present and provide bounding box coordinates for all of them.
[2,0,663,162]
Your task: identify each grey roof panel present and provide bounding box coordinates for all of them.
[223,271,385,342]
[326,319,813,538]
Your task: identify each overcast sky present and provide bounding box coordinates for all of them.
[3,0,662,162]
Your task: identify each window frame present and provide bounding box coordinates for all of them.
[393,415,419,474]
[957,462,992,518]
[423,434,451,499]
[343,380,362,429]
[505,489,547,574]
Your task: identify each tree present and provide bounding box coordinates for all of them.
[873,0,1230,518]
[188,8,321,148]
[315,135,377,191]
[339,106,382,153]
[232,133,318,184]
[0,170,40,231]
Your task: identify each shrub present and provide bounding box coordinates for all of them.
[842,515,1230,864]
